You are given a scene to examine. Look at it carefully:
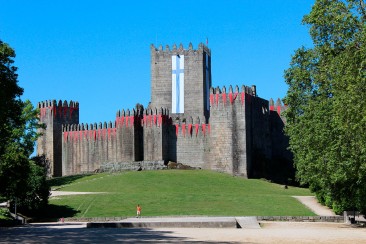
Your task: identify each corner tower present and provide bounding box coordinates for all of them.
[150,43,211,122]
[37,100,79,177]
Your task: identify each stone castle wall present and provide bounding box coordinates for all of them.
[38,88,277,177]
[37,43,289,179]
[37,100,79,177]
[61,110,135,175]
[174,116,209,169]
[63,84,267,177]
[142,108,170,161]
[206,84,271,177]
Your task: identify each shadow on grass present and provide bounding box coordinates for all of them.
[48,174,92,188]
[34,204,80,221]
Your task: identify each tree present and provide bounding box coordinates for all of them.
[284,0,366,214]
[0,40,23,158]
[17,155,50,214]
[0,40,49,214]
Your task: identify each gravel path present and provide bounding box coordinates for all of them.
[158,222,366,243]
[293,196,337,216]
[33,192,361,243]
[1,222,366,243]
[50,191,106,197]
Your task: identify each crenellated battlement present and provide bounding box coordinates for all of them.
[115,108,139,128]
[173,115,210,138]
[269,98,287,116]
[62,121,118,132]
[150,42,210,56]
[115,107,171,128]
[140,107,171,127]
[38,99,79,120]
[209,84,256,108]
[62,120,118,142]
[38,99,79,108]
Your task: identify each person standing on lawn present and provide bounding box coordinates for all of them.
[136,204,141,218]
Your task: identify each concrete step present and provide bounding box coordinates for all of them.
[235,217,261,229]
[87,217,238,228]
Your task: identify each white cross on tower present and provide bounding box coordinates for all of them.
[172,55,184,113]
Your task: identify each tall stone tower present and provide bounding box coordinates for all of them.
[37,100,79,177]
[150,43,211,122]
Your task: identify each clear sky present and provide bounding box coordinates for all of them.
[0,0,314,124]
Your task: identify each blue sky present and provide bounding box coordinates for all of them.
[1,0,314,124]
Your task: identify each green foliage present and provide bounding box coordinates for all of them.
[46,170,314,218]
[0,40,23,159]
[0,40,49,215]
[16,156,50,215]
[0,142,30,199]
[0,208,12,220]
[284,0,366,214]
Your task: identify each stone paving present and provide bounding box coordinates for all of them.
[16,191,362,243]
[293,196,337,216]
[87,216,260,229]
[1,221,366,243]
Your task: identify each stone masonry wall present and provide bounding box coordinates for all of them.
[247,94,272,178]
[62,109,137,175]
[150,43,211,122]
[37,43,285,179]
[208,85,252,177]
[37,100,79,177]
[174,116,210,168]
[40,92,274,178]
[142,108,170,161]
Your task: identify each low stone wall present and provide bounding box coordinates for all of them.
[64,217,127,222]
[60,215,345,224]
[343,211,366,224]
[257,216,344,223]
[99,161,166,172]
[87,220,236,229]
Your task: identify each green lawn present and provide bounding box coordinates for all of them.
[46,170,314,219]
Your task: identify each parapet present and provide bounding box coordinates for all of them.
[209,84,256,108]
[269,98,287,116]
[63,121,117,132]
[141,107,171,127]
[38,99,79,120]
[115,106,171,128]
[115,108,138,128]
[173,115,210,138]
[38,99,79,109]
[62,120,118,142]
[150,42,210,56]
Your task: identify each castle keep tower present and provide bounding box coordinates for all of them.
[37,100,79,177]
[150,43,211,122]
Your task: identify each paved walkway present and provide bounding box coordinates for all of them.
[293,196,337,216]
[1,192,359,243]
[1,221,366,243]
[87,216,261,229]
[50,191,106,197]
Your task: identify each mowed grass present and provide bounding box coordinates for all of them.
[47,170,314,218]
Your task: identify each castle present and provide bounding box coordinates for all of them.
[36,43,290,179]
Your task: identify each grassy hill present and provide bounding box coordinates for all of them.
[46,170,314,219]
